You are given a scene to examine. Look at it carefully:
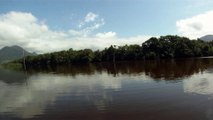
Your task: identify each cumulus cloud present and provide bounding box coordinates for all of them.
[0,11,69,53]
[0,11,150,53]
[176,10,213,39]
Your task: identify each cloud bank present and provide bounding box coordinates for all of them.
[0,11,150,53]
[176,10,213,39]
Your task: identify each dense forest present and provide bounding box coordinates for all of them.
[13,35,213,67]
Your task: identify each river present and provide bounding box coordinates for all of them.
[0,58,213,120]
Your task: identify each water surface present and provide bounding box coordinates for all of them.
[1,58,213,120]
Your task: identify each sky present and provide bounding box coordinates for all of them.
[0,0,213,53]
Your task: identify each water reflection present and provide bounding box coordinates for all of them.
[0,68,27,84]
[0,72,150,119]
[1,58,213,119]
[184,72,213,95]
[26,58,213,80]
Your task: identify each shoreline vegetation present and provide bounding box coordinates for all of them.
[6,35,213,69]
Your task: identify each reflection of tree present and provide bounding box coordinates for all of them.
[0,68,28,84]
[2,58,213,84]
[24,58,213,81]
[142,59,208,80]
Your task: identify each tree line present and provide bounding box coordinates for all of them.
[13,35,213,67]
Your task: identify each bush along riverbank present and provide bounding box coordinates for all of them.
[9,35,213,68]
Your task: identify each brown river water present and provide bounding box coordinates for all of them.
[1,58,213,120]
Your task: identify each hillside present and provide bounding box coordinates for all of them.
[200,35,213,42]
[0,46,35,63]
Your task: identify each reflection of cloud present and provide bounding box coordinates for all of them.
[183,71,213,120]
[184,72,213,95]
[0,72,149,118]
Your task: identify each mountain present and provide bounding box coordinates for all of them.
[0,45,35,63]
[200,35,213,42]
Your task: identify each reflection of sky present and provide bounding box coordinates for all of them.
[183,70,213,120]
[0,72,151,119]
[184,71,213,95]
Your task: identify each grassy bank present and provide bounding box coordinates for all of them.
[1,62,23,70]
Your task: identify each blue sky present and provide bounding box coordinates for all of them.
[1,0,212,36]
[0,0,213,52]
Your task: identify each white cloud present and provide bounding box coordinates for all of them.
[0,11,150,53]
[79,12,100,28]
[85,12,98,23]
[69,16,106,37]
[176,10,213,39]
[96,32,117,38]
[78,12,105,35]
[56,35,150,51]
[68,29,88,37]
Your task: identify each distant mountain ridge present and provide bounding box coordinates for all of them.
[0,45,35,63]
[200,35,213,42]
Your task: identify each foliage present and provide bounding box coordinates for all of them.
[11,35,213,68]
